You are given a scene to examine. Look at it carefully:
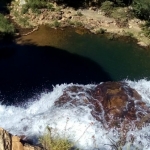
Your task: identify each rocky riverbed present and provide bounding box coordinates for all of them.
[9,1,150,48]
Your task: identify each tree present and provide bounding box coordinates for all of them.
[132,0,150,21]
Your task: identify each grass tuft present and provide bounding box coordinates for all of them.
[0,13,15,36]
[39,126,74,150]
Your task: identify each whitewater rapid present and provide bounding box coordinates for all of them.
[0,80,150,150]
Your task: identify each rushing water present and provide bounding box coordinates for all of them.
[0,81,150,150]
[1,26,150,149]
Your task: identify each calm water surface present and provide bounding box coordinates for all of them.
[17,25,150,80]
[1,25,150,103]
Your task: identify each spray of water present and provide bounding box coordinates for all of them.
[0,80,150,150]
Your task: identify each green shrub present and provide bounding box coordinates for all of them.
[114,0,125,6]
[21,4,30,14]
[100,1,114,16]
[76,11,83,16]
[111,8,123,19]
[32,8,41,14]
[0,13,15,36]
[22,0,47,13]
[96,28,107,34]
[107,34,115,40]
[22,0,57,13]
[53,20,61,27]
[39,126,74,150]
[55,6,61,12]
[28,0,47,9]
[75,21,83,27]
[116,18,128,27]
[132,0,150,21]
[66,20,75,26]
[13,10,19,17]
[47,3,55,11]
[18,16,29,27]
[141,21,150,37]
[124,31,133,37]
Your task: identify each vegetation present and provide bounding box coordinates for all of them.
[100,1,114,16]
[39,121,95,150]
[47,3,55,11]
[75,21,83,27]
[0,13,15,37]
[21,0,55,14]
[141,21,150,38]
[0,0,150,41]
[96,28,107,34]
[100,1,133,27]
[18,16,30,27]
[39,126,74,150]
[130,0,150,38]
[123,31,133,37]
[132,0,150,21]
[76,11,83,16]
[53,20,61,27]
[67,20,75,26]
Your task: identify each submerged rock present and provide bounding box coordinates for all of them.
[55,82,150,133]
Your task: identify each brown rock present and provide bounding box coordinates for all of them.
[57,11,63,15]
[31,15,36,20]
[55,82,150,132]
[40,9,47,13]
[84,24,94,30]
[12,136,24,150]
[0,127,11,150]
[24,144,42,150]
[0,128,42,150]
[65,14,72,19]
[92,82,144,128]
[71,16,80,21]
[48,16,53,20]
[55,14,62,20]
[39,14,44,20]
[89,7,97,11]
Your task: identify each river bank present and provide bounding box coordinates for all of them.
[9,1,150,48]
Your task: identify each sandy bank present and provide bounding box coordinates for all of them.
[10,2,150,48]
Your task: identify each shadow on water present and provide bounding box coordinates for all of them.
[0,43,112,105]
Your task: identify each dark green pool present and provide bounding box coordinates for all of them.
[62,30,150,81]
[18,25,150,81]
[1,25,150,103]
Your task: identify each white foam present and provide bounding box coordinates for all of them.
[0,83,112,149]
[125,79,150,150]
[125,79,150,106]
[1,81,150,149]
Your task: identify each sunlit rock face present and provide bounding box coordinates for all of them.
[0,128,11,150]
[55,82,150,132]
[0,128,42,150]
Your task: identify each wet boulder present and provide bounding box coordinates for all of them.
[91,82,150,129]
[55,82,150,132]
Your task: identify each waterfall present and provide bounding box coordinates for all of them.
[0,80,150,149]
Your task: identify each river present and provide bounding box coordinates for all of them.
[0,26,150,149]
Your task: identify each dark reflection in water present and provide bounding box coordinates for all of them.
[1,26,150,105]
[16,26,150,81]
[0,44,111,104]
